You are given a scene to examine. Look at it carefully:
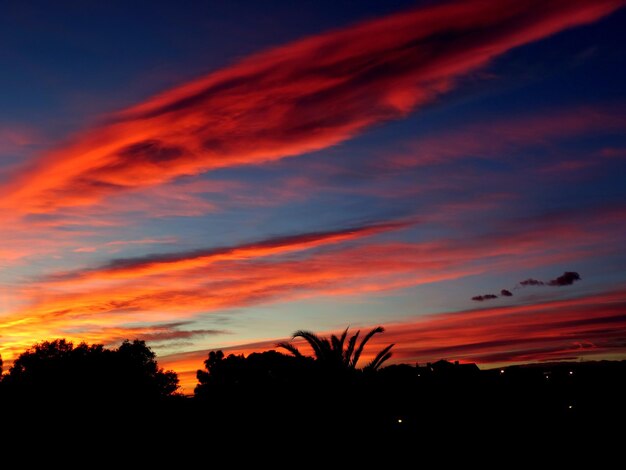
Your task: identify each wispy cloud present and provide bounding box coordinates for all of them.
[385,289,626,364]
[380,105,626,171]
[72,237,179,254]
[0,126,40,158]
[2,202,624,364]
[46,218,415,283]
[2,0,622,215]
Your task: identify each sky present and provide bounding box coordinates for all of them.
[1,0,625,391]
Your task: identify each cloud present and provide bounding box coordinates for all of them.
[1,0,623,215]
[472,294,498,301]
[87,322,228,346]
[548,271,581,286]
[0,125,41,163]
[475,272,581,303]
[471,288,514,301]
[380,105,626,171]
[1,202,624,369]
[46,218,414,282]
[520,271,582,287]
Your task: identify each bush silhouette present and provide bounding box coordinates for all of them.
[2,338,178,405]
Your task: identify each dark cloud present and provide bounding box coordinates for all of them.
[472,273,579,302]
[519,272,582,287]
[139,328,227,343]
[45,218,413,281]
[548,271,581,286]
[95,322,229,347]
[472,294,498,302]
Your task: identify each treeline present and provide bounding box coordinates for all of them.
[1,327,625,436]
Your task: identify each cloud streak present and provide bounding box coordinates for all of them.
[3,201,623,363]
[381,105,626,170]
[46,218,415,283]
[2,0,623,215]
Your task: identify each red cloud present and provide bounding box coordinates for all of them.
[3,201,624,363]
[2,0,622,214]
[45,218,415,283]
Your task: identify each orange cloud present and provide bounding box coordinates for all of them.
[45,219,414,283]
[2,0,622,215]
[3,202,624,366]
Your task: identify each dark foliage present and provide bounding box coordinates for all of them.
[1,331,625,450]
[276,325,393,373]
[1,338,178,406]
[195,349,315,398]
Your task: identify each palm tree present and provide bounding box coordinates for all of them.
[277,326,393,372]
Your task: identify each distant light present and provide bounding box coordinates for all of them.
[398,419,403,424]
[545,375,550,379]
[569,371,574,375]
[500,369,505,374]
[568,405,573,409]
[417,374,421,377]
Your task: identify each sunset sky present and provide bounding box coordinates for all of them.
[1,0,625,391]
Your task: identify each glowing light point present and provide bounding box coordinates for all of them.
[569,371,574,375]
[398,419,403,424]
[500,369,505,374]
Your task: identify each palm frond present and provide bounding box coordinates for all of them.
[319,337,332,361]
[344,331,360,367]
[338,327,349,350]
[373,352,393,371]
[365,344,394,371]
[276,341,302,358]
[351,326,384,368]
[293,330,325,359]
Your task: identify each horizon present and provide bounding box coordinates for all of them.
[1,0,626,394]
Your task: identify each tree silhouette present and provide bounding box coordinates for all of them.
[195,349,314,398]
[2,338,178,404]
[277,326,394,372]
